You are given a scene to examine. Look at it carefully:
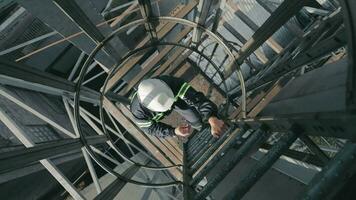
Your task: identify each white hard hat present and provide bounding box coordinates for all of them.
[137,79,175,112]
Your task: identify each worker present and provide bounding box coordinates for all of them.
[130,75,227,139]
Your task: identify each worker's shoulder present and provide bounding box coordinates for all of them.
[130,95,150,119]
[130,95,141,114]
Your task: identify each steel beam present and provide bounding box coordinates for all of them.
[0,60,100,104]
[53,0,104,43]
[18,0,127,69]
[225,0,310,77]
[192,0,212,44]
[232,9,345,98]
[0,136,106,174]
[301,142,356,200]
[0,31,57,56]
[67,99,159,163]
[226,2,283,54]
[223,130,299,200]
[53,0,121,62]
[194,128,267,200]
[0,150,83,184]
[82,147,102,193]
[230,86,267,119]
[260,143,324,167]
[158,137,183,163]
[211,0,226,33]
[159,42,191,75]
[299,135,330,165]
[109,2,138,27]
[255,0,304,37]
[68,52,86,81]
[0,86,77,138]
[0,106,85,200]
[246,78,290,118]
[222,22,269,64]
[341,0,356,109]
[138,0,158,42]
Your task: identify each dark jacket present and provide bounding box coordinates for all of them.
[130,76,218,138]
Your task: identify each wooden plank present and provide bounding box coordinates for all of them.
[222,21,269,64]
[103,98,182,180]
[158,138,182,161]
[106,2,197,92]
[166,137,183,156]
[173,62,191,77]
[230,79,289,119]
[118,104,182,165]
[247,81,284,117]
[119,27,192,95]
[152,42,190,76]
[110,2,138,27]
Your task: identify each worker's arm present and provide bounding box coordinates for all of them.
[179,82,227,137]
[180,85,218,122]
[134,116,176,138]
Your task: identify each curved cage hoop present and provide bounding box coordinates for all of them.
[74,16,247,187]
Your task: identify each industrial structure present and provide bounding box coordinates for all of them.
[0,0,355,199]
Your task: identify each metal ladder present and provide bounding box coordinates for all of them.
[182,118,356,200]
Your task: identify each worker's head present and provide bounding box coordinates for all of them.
[137,78,175,112]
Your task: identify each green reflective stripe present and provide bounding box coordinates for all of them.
[180,83,191,98]
[138,124,152,128]
[176,82,191,99]
[130,92,137,103]
[152,113,164,122]
[136,121,152,128]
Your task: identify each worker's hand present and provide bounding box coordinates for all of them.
[175,124,192,138]
[208,116,227,138]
